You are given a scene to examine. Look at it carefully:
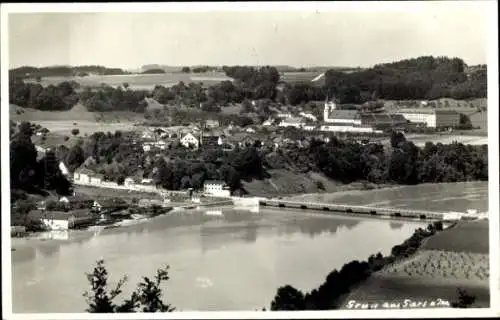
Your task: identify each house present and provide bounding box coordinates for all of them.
[124,177,135,188]
[30,209,96,230]
[205,119,220,128]
[35,145,47,154]
[92,198,128,213]
[262,119,274,126]
[59,196,69,204]
[90,174,104,185]
[143,143,152,152]
[299,112,318,122]
[73,168,95,184]
[279,117,306,128]
[180,133,200,149]
[203,180,231,198]
[201,135,224,148]
[141,178,154,185]
[142,129,154,139]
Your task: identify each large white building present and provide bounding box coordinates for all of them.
[323,100,362,125]
[203,180,231,198]
[395,109,460,128]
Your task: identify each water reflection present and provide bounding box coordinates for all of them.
[9,207,434,313]
[37,243,60,258]
[389,221,404,230]
[276,214,360,238]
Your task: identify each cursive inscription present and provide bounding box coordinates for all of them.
[345,298,450,309]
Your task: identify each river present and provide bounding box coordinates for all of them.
[10,182,488,313]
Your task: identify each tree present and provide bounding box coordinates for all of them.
[390,131,406,148]
[72,128,80,136]
[451,288,476,308]
[83,260,175,313]
[270,285,306,310]
[66,144,86,172]
[181,67,191,73]
[123,83,130,90]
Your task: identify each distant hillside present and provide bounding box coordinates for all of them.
[141,68,166,74]
[10,65,130,78]
[10,103,144,123]
[323,56,487,103]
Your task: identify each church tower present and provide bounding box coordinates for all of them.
[324,94,337,122]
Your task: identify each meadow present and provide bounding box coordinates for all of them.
[26,71,233,90]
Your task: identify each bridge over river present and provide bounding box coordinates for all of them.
[259,199,446,221]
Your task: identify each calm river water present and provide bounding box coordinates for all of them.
[11,182,488,313]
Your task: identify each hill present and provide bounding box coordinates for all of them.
[10,103,144,135]
[242,169,388,197]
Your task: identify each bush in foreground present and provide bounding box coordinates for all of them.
[83,260,174,313]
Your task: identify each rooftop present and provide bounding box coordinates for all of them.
[75,168,95,176]
[396,109,460,115]
[204,180,226,186]
[327,110,360,120]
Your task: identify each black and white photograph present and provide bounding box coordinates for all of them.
[1,1,499,318]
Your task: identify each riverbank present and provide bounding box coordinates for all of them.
[341,219,490,309]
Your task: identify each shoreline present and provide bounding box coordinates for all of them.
[338,219,489,309]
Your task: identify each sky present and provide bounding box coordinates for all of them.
[6,2,493,69]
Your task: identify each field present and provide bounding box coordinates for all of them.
[10,103,144,136]
[27,71,233,90]
[422,219,489,253]
[343,219,490,308]
[279,71,323,83]
[31,132,81,149]
[381,250,489,282]
[28,71,328,89]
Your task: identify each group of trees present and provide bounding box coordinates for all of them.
[323,56,487,104]
[9,66,129,79]
[79,85,149,112]
[9,79,79,111]
[223,65,281,101]
[10,121,72,195]
[274,132,488,185]
[151,82,207,107]
[144,107,255,128]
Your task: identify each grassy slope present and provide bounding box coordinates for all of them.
[242,169,384,197]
